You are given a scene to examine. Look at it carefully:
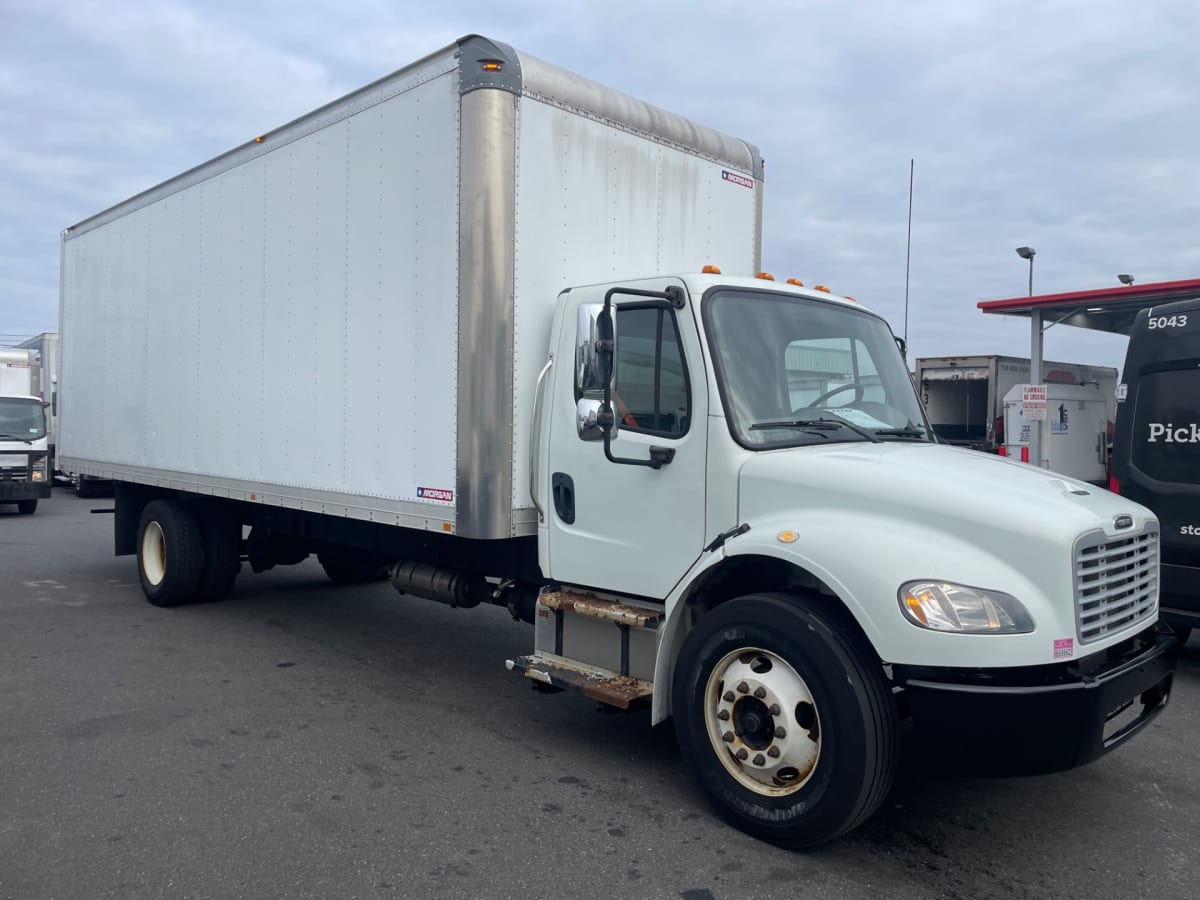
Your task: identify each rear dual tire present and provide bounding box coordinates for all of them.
[137,499,240,607]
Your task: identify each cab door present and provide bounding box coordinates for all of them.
[542,278,708,600]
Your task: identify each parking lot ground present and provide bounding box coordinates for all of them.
[1,494,1197,899]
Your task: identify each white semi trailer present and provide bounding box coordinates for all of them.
[59,35,1176,848]
[0,347,52,513]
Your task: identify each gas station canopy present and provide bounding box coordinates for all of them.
[978,278,1200,335]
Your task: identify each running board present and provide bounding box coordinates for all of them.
[506,654,654,710]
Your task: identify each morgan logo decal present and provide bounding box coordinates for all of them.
[417,486,454,502]
[721,170,754,189]
[1053,638,1074,660]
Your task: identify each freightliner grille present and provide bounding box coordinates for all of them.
[0,469,29,483]
[1074,525,1158,643]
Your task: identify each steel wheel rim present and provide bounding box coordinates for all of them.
[142,521,166,586]
[703,647,821,796]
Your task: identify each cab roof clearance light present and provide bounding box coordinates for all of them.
[786,278,804,286]
[701,264,722,274]
[755,272,775,281]
[813,285,831,293]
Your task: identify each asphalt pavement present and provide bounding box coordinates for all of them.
[1,494,1197,899]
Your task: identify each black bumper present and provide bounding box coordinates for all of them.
[896,625,1177,776]
[1161,562,1200,627]
[0,481,51,500]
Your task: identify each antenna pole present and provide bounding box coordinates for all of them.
[904,159,914,344]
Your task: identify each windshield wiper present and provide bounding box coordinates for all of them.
[0,434,33,444]
[750,415,882,443]
[874,425,928,439]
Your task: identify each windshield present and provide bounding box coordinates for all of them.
[704,289,929,448]
[0,397,46,440]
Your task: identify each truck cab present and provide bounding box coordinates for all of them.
[1110,297,1200,642]
[0,349,52,514]
[516,272,1175,845]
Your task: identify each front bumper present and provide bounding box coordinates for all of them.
[0,480,51,500]
[895,624,1177,776]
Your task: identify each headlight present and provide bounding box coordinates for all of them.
[898,581,1034,634]
[31,458,48,482]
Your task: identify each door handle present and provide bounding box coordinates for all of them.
[552,472,575,524]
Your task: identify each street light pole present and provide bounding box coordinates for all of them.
[1015,246,1036,297]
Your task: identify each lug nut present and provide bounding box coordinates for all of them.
[736,681,749,694]
[768,703,781,716]
[722,731,735,743]
[723,691,735,703]
[774,727,786,739]
[767,746,781,758]
[752,753,765,766]
[717,709,730,721]
[753,686,766,699]
[735,748,748,760]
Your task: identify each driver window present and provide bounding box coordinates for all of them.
[614,306,690,437]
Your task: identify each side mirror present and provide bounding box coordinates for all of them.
[576,398,617,441]
[575,304,616,398]
[894,335,908,358]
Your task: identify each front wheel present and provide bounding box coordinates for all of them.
[16,499,38,515]
[672,593,898,849]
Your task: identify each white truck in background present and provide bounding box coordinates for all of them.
[0,347,52,514]
[15,333,62,479]
[916,355,1117,452]
[59,35,1176,848]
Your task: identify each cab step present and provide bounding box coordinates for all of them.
[506,654,653,710]
[537,590,663,629]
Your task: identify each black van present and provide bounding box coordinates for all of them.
[1110,296,1200,643]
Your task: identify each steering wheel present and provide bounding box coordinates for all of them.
[805,382,864,408]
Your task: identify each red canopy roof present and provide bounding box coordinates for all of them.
[977,278,1200,335]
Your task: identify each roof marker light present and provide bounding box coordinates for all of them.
[755,272,775,281]
[814,285,831,293]
[843,295,857,302]
[701,264,722,274]
[481,61,503,71]
[786,278,804,286]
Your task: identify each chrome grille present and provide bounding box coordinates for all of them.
[1074,525,1158,643]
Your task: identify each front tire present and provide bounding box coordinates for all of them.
[672,592,898,849]
[16,499,37,515]
[137,500,204,607]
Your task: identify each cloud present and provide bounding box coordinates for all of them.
[1,0,1197,376]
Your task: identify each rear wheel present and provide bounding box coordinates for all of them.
[673,592,898,849]
[197,508,241,602]
[137,500,204,607]
[16,499,37,515]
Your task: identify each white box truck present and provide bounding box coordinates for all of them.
[16,333,60,477]
[59,35,1176,848]
[0,347,52,513]
[916,355,1117,451]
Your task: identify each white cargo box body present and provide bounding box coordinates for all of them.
[59,35,762,539]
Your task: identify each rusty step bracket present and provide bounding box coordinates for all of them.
[538,590,663,629]
[506,654,654,711]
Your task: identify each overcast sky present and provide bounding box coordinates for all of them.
[2,0,1197,370]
